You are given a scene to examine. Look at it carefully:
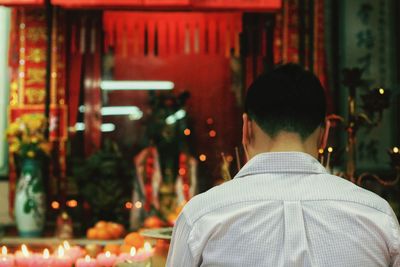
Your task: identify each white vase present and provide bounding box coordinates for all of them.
[14,158,46,237]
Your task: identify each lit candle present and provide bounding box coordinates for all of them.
[134,242,154,263]
[142,242,154,258]
[15,245,32,267]
[96,251,116,267]
[0,246,14,267]
[75,255,97,267]
[116,247,136,264]
[52,245,73,267]
[63,241,83,262]
[32,249,53,267]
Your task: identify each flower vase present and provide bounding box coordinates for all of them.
[14,158,46,237]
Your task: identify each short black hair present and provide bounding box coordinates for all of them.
[245,64,326,140]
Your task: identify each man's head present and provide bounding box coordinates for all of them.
[243,64,327,158]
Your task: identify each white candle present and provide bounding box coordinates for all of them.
[75,255,97,267]
[96,251,116,267]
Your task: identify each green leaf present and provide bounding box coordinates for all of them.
[32,180,43,193]
[23,199,34,213]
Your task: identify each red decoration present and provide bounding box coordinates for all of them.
[103,12,242,58]
[144,148,155,211]
[51,0,281,10]
[193,0,281,10]
[0,0,44,6]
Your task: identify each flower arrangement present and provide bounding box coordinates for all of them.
[6,113,51,159]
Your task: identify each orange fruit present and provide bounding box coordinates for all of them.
[108,223,125,239]
[86,228,97,240]
[124,232,145,249]
[104,244,120,254]
[95,220,108,229]
[96,228,112,240]
[144,216,164,229]
[154,240,170,255]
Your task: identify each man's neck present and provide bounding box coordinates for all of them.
[250,132,319,160]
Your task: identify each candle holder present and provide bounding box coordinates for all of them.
[325,67,399,187]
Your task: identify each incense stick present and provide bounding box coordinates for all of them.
[242,144,250,162]
[235,146,241,171]
[221,152,232,181]
[326,147,333,172]
[318,148,324,166]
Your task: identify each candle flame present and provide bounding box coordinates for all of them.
[130,247,136,256]
[394,147,399,153]
[327,147,333,153]
[379,88,385,95]
[144,242,152,252]
[85,255,91,262]
[58,245,64,257]
[63,240,71,250]
[21,244,29,257]
[1,246,7,256]
[43,249,50,259]
[318,148,324,154]
[105,251,111,257]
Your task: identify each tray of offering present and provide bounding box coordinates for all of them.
[140,227,173,240]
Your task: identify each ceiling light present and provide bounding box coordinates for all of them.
[101,106,142,116]
[100,80,175,91]
[166,109,186,125]
[101,123,116,132]
[75,122,116,132]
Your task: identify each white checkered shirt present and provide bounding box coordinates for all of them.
[167,152,400,267]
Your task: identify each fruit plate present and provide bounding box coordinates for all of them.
[140,227,173,240]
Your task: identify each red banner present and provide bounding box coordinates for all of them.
[51,0,141,8]
[193,0,281,10]
[0,0,43,5]
[51,0,281,10]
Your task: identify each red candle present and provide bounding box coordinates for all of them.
[52,245,73,267]
[14,245,32,267]
[0,246,14,267]
[116,247,136,264]
[63,241,83,262]
[32,249,53,267]
[75,255,97,267]
[96,251,116,267]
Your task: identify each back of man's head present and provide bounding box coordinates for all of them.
[245,64,327,140]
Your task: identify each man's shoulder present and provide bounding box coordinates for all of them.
[181,180,240,225]
[316,173,394,215]
[181,174,395,223]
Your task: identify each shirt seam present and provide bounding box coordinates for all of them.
[187,198,392,226]
[176,212,200,264]
[386,212,400,257]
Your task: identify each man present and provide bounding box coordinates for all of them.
[166,64,400,266]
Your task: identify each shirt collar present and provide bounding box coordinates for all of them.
[235,152,328,179]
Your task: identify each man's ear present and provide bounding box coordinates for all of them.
[242,113,253,146]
